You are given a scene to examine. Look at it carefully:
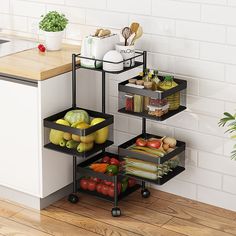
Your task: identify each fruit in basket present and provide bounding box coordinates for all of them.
[49,119,70,145]
[110,158,120,166]
[87,180,97,191]
[136,138,147,147]
[101,184,109,195]
[106,165,119,175]
[59,139,67,147]
[76,122,95,143]
[77,142,94,152]
[90,177,101,183]
[101,156,110,164]
[147,139,161,149]
[163,137,177,148]
[96,183,103,193]
[108,186,115,197]
[66,140,79,149]
[103,180,112,186]
[80,178,89,190]
[72,134,81,142]
[91,118,109,144]
[64,109,90,125]
[63,132,72,141]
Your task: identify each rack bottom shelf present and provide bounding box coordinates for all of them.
[77,184,141,203]
[122,166,185,185]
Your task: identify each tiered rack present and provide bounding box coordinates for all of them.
[43,51,187,217]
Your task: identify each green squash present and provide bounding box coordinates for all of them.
[64,109,90,125]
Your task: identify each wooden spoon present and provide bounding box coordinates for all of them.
[122,27,132,46]
[130,22,140,34]
[130,26,143,45]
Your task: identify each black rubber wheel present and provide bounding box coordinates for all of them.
[68,194,79,204]
[141,188,150,198]
[111,207,121,217]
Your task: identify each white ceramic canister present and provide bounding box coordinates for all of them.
[116,43,135,67]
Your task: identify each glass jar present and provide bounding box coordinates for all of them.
[159,76,180,110]
[125,94,134,112]
[134,95,143,113]
[143,81,153,111]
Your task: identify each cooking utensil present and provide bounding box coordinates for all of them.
[130,22,139,34]
[122,27,132,46]
[131,26,143,45]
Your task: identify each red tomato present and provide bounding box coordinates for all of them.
[110,158,120,166]
[101,156,110,164]
[147,140,161,149]
[90,177,101,183]
[128,178,136,188]
[87,180,97,191]
[101,184,109,195]
[111,182,121,195]
[96,183,103,193]
[108,186,115,197]
[136,138,147,147]
[103,180,113,186]
[80,178,89,190]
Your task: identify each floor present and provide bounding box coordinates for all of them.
[0,189,236,236]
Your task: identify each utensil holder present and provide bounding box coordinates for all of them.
[116,43,135,67]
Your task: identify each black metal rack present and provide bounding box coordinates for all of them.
[43,50,187,217]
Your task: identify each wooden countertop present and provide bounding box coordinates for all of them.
[0,44,80,81]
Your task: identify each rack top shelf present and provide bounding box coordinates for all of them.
[73,51,145,74]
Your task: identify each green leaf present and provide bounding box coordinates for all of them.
[224,112,235,119]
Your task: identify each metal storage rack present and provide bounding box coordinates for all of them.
[43,50,187,217]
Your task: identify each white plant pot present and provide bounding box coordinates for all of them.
[43,31,64,51]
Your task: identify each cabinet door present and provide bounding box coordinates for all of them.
[0,79,40,196]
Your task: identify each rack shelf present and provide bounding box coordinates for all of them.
[44,107,114,136]
[75,51,144,74]
[121,166,185,186]
[118,106,186,122]
[118,76,187,99]
[77,61,143,74]
[119,133,186,164]
[78,184,141,203]
[44,141,113,158]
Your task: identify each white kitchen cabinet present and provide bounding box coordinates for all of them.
[0,78,40,196]
[0,72,74,201]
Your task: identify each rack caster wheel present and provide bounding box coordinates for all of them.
[141,189,150,198]
[111,207,121,217]
[68,194,79,204]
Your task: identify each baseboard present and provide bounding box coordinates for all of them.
[0,184,73,210]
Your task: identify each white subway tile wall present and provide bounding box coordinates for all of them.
[2,0,236,211]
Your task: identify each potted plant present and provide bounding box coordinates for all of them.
[219,112,236,160]
[39,11,68,51]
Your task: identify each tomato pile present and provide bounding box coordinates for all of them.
[79,176,137,197]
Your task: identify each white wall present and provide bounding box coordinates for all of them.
[1,0,236,212]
